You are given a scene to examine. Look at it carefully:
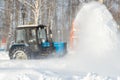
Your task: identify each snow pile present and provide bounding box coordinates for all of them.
[0,68,118,80]
[0,51,9,60]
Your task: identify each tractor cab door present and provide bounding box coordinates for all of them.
[37,27,47,44]
[27,28,38,51]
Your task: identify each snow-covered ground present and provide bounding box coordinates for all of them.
[0,1,120,80]
[0,51,120,80]
[0,51,9,60]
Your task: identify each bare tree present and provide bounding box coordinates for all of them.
[18,0,46,25]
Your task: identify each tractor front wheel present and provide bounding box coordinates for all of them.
[9,47,31,60]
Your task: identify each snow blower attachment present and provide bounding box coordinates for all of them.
[9,25,67,59]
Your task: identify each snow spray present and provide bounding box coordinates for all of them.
[73,1,119,56]
[67,1,120,76]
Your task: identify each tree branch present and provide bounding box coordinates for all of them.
[17,0,35,9]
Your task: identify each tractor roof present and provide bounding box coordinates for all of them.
[17,24,47,29]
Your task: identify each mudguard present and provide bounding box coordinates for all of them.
[9,43,27,52]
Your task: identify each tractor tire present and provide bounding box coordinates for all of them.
[9,47,31,60]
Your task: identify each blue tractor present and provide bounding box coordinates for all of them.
[9,25,67,59]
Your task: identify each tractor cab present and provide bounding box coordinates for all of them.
[9,25,55,59]
[15,25,52,51]
[16,25,51,42]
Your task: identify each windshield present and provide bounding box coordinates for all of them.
[16,29,26,43]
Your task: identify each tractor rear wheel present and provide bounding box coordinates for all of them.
[9,47,31,60]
